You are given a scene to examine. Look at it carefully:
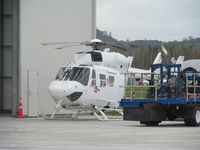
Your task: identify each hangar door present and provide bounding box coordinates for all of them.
[0,0,19,115]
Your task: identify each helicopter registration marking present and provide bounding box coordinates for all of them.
[94,86,100,93]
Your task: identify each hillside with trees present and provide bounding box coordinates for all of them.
[97,29,200,69]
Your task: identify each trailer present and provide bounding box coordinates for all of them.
[119,64,200,126]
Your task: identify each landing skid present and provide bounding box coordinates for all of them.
[50,100,63,119]
[42,100,68,120]
[41,112,55,120]
[41,100,123,121]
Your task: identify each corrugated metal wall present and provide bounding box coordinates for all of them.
[0,0,3,112]
[19,0,96,116]
[0,0,19,115]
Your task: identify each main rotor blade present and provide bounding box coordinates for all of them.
[160,44,176,64]
[40,39,139,51]
[54,43,82,50]
[160,44,169,56]
[107,43,139,51]
[130,45,140,48]
[40,42,81,46]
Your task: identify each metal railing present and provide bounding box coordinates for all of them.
[186,72,200,101]
[125,85,158,100]
[123,72,158,100]
[122,71,200,102]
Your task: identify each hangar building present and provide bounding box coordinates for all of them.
[0,0,96,116]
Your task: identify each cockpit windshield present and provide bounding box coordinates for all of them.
[68,67,90,86]
[55,66,90,86]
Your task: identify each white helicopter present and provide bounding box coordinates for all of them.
[41,39,162,120]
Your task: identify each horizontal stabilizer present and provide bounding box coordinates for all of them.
[176,56,185,64]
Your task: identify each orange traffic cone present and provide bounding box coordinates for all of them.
[16,97,26,118]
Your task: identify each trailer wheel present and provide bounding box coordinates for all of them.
[184,107,200,126]
[140,121,160,126]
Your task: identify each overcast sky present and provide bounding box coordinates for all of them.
[97,0,200,42]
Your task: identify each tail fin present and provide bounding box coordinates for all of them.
[153,52,162,64]
[148,52,162,73]
[128,56,133,68]
[176,56,185,64]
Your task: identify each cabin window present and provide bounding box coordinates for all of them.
[100,74,106,87]
[87,52,102,62]
[108,76,114,87]
[55,67,69,80]
[68,67,90,86]
[91,69,96,86]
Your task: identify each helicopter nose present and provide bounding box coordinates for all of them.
[50,88,66,97]
[49,81,68,97]
[49,81,83,102]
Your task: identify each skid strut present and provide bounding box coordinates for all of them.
[93,105,108,121]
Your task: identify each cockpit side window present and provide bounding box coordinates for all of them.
[100,74,106,87]
[55,67,67,80]
[64,69,71,81]
[91,69,96,86]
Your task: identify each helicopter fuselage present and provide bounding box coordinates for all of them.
[49,65,125,110]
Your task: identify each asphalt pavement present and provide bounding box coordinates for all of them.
[0,115,200,150]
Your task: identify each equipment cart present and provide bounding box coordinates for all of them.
[120,64,200,126]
